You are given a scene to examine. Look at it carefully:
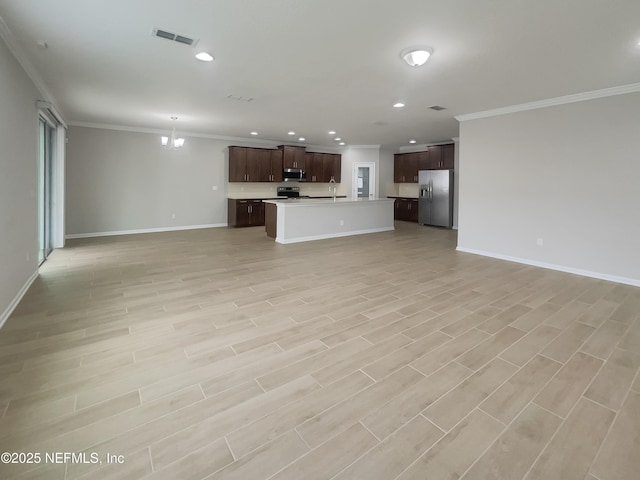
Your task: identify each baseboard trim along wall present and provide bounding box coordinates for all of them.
[66,223,228,239]
[0,271,38,330]
[456,247,640,287]
[276,227,394,245]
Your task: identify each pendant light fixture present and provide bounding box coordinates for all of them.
[161,116,185,149]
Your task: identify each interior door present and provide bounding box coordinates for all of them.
[352,162,375,199]
[38,117,54,264]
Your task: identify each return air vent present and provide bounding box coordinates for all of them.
[428,105,447,111]
[152,28,198,47]
[227,94,254,102]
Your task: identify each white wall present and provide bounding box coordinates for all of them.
[338,146,382,197]
[379,148,395,197]
[0,38,40,324]
[452,137,459,229]
[66,126,230,235]
[457,92,640,285]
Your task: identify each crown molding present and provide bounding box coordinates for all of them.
[67,121,344,152]
[397,141,454,153]
[0,15,66,122]
[455,82,640,122]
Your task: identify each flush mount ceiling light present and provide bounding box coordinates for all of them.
[250,131,258,135]
[161,116,185,149]
[393,102,405,108]
[298,137,306,141]
[409,139,417,144]
[334,137,342,141]
[328,130,336,135]
[339,142,345,146]
[195,52,214,62]
[400,48,432,67]
[288,131,295,135]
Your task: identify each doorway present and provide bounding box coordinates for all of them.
[352,162,376,199]
[38,116,55,264]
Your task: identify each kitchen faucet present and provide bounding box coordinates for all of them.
[329,178,337,201]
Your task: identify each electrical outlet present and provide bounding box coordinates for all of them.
[212,185,218,191]
[537,238,544,246]
[339,219,344,226]
[26,251,30,261]
[171,213,176,219]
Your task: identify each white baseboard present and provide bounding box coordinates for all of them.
[66,223,227,239]
[456,246,640,287]
[0,271,38,330]
[276,227,394,244]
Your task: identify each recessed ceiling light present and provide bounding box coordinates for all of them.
[298,137,306,141]
[400,48,432,67]
[409,140,417,144]
[250,131,258,135]
[339,142,345,146]
[334,137,342,141]
[328,130,336,135]
[393,102,405,108]
[195,52,214,62]
[288,131,295,135]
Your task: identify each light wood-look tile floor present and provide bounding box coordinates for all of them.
[1,222,639,480]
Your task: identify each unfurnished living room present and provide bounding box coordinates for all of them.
[1,2,639,480]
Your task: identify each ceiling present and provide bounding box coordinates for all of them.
[1,0,639,148]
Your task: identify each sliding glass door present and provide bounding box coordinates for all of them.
[38,117,54,264]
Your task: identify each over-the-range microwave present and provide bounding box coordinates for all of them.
[283,168,306,182]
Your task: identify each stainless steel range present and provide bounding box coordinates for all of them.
[277,186,302,198]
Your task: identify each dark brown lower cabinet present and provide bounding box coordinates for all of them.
[228,199,265,227]
[393,198,419,222]
[265,203,277,238]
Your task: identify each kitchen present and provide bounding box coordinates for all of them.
[227,142,457,242]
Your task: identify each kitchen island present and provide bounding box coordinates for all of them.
[263,198,394,244]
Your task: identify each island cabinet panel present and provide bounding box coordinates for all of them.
[229,147,283,182]
[279,145,306,169]
[228,199,265,227]
[393,198,419,222]
[265,203,277,238]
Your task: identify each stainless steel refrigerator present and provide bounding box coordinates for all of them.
[418,170,454,228]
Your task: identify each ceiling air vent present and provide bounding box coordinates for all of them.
[227,94,254,103]
[428,105,447,111]
[152,28,198,47]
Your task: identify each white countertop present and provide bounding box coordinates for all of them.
[228,195,287,200]
[263,197,394,206]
